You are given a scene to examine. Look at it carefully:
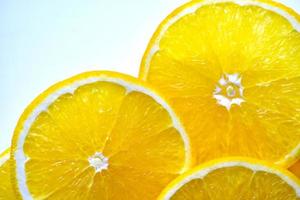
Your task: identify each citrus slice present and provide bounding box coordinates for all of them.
[0,148,15,199]
[159,157,300,199]
[140,0,300,166]
[289,160,300,178]
[11,71,191,199]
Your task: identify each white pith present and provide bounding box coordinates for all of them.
[14,75,191,200]
[162,160,300,199]
[0,151,9,166]
[143,0,300,78]
[88,152,109,173]
[278,143,300,166]
[213,73,244,110]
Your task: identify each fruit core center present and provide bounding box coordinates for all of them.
[88,152,109,173]
[213,73,244,110]
[226,85,235,97]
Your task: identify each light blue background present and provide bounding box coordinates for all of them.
[0,0,300,152]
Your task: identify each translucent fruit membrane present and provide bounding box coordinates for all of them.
[141,1,300,166]
[12,73,188,200]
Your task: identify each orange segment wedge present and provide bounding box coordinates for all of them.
[289,160,300,178]
[11,71,191,200]
[0,148,15,199]
[140,0,300,166]
[158,157,300,199]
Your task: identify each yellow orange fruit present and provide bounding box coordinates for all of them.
[11,71,191,199]
[140,0,300,166]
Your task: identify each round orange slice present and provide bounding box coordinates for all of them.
[140,0,300,166]
[11,71,191,199]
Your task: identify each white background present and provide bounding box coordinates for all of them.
[0,0,299,152]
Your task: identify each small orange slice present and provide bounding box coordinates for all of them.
[159,157,300,199]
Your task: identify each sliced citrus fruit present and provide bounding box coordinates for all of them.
[289,160,300,178]
[159,157,300,199]
[0,148,15,199]
[11,71,191,199]
[140,0,300,166]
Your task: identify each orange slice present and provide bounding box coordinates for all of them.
[159,157,300,199]
[11,71,191,199]
[140,0,300,166]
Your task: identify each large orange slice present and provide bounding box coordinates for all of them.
[140,0,300,166]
